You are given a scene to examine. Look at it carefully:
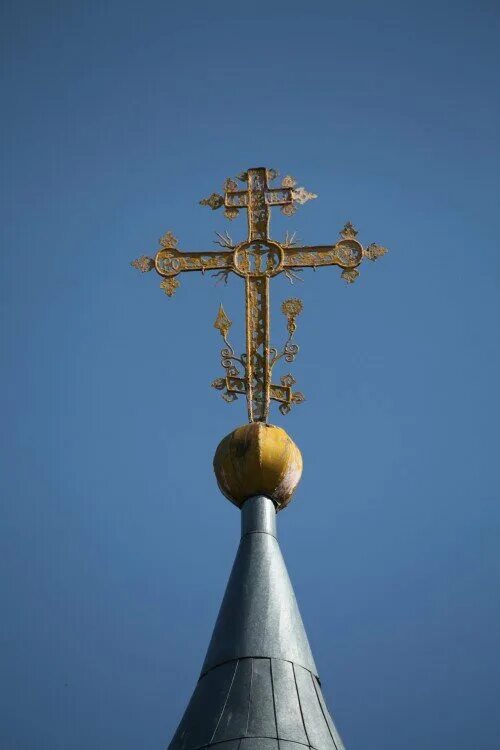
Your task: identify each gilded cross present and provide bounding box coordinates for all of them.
[132,167,388,423]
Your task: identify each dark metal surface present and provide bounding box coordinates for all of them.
[294,664,337,749]
[201,497,317,676]
[212,659,253,742]
[240,493,277,536]
[167,496,345,750]
[168,657,344,750]
[246,658,276,737]
[272,658,308,743]
[168,660,237,749]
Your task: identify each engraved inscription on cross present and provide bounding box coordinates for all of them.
[132,166,388,423]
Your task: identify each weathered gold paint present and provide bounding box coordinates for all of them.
[213,423,302,510]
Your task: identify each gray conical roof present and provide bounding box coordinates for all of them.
[168,496,345,750]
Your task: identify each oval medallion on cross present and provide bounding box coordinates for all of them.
[233,240,284,277]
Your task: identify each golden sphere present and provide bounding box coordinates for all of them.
[213,423,303,511]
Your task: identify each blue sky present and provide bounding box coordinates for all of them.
[1,1,499,748]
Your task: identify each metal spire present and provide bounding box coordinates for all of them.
[168,496,345,750]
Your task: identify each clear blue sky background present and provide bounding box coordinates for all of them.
[1,1,499,749]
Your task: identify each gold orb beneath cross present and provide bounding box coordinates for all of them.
[213,423,303,511]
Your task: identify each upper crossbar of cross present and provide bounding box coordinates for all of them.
[200,167,317,242]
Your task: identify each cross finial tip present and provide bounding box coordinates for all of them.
[214,304,232,339]
[340,222,358,239]
[291,186,317,205]
[200,193,224,210]
[159,231,178,248]
[364,243,389,261]
[131,255,154,273]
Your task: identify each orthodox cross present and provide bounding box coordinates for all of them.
[132,167,387,422]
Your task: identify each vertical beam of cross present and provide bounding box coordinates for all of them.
[223,168,303,421]
[245,275,270,422]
